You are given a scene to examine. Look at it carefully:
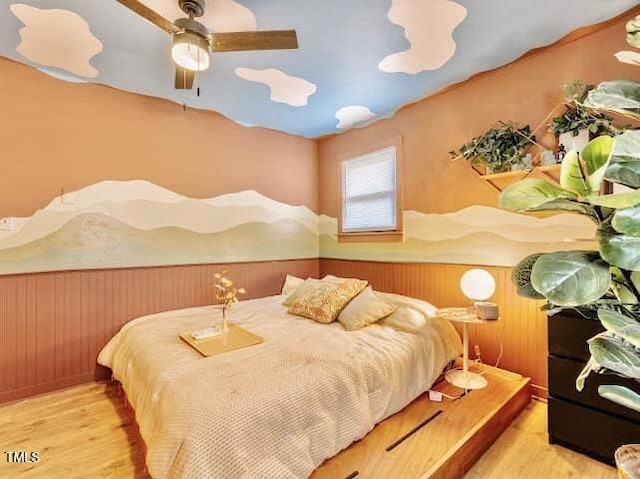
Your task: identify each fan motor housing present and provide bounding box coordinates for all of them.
[174,18,209,39]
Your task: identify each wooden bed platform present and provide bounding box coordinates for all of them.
[312,365,531,479]
[0,364,529,479]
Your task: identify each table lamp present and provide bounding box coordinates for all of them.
[446,268,497,390]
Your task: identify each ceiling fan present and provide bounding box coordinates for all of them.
[116,0,299,89]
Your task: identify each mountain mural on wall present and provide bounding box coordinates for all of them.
[0,181,319,275]
[320,207,597,267]
[0,180,597,274]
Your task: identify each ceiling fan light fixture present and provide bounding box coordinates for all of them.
[171,31,210,71]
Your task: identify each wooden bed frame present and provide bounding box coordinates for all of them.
[116,364,530,479]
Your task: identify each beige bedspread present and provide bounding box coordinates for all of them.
[98,293,461,479]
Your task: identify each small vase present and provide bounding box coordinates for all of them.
[221,310,229,334]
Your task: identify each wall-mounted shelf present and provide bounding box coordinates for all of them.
[477,164,561,193]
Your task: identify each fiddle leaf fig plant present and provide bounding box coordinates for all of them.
[500,16,640,414]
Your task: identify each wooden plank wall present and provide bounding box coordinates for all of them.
[0,258,319,403]
[320,259,548,398]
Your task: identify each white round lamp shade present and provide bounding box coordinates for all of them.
[460,269,496,301]
[171,33,210,71]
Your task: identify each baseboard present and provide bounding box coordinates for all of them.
[0,373,96,405]
[531,383,548,402]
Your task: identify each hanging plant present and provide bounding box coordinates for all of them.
[449,122,535,173]
[550,81,618,137]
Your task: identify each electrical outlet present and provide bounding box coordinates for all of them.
[0,217,15,231]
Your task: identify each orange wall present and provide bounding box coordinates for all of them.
[0,57,318,218]
[318,16,637,217]
[0,57,320,402]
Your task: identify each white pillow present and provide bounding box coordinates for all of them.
[281,274,304,296]
[282,278,323,306]
[338,287,397,331]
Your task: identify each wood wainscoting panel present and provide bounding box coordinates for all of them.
[0,258,319,403]
[320,259,549,395]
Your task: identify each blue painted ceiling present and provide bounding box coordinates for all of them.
[0,0,637,138]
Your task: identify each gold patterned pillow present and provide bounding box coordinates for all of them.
[282,278,323,306]
[288,279,368,323]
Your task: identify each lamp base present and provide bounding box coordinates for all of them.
[445,369,488,390]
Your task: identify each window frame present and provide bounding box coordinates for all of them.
[338,137,403,243]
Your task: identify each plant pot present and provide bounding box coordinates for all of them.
[559,128,590,154]
[616,445,640,479]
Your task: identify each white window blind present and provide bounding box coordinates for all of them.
[342,146,397,232]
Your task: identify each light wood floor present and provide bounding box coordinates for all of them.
[0,382,616,479]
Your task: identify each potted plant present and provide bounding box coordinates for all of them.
[550,81,619,155]
[501,17,640,478]
[450,122,536,173]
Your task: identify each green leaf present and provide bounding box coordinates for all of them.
[588,189,640,208]
[610,267,639,305]
[576,357,599,391]
[598,309,640,348]
[511,253,545,299]
[632,271,640,293]
[526,198,598,220]
[615,51,640,67]
[588,333,640,379]
[598,224,640,271]
[530,251,610,306]
[598,385,640,413]
[584,80,640,118]
[613,204,640,236]
[499,179,577,212]
[626,15,640,49]
[560,149,589,196]
[583,136,614,194]
[604,130,640,188]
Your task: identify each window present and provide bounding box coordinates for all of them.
[341,146,398,233]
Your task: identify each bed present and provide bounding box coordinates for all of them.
[98,292,462,479]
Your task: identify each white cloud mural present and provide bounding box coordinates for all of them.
[379,0,467,74]
[335,106,376,130]
[10,4,103,78]
[235,68,317,107]
[140,0,257,32]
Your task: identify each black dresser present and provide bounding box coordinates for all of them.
[548,311,640,464]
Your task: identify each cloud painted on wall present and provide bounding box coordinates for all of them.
[379,0,467,74]
[235,67,317,107]
[10,3,103,78]
[335,106,376,130]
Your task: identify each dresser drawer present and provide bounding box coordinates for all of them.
[549,397,640,464]
[549,356,640,423]
[548,312,604,361]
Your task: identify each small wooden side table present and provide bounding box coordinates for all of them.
[437,307,491,390]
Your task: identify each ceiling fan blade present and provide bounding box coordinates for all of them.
[210,30,298,52]
[175,66,195,90]
[115,0,180,34]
